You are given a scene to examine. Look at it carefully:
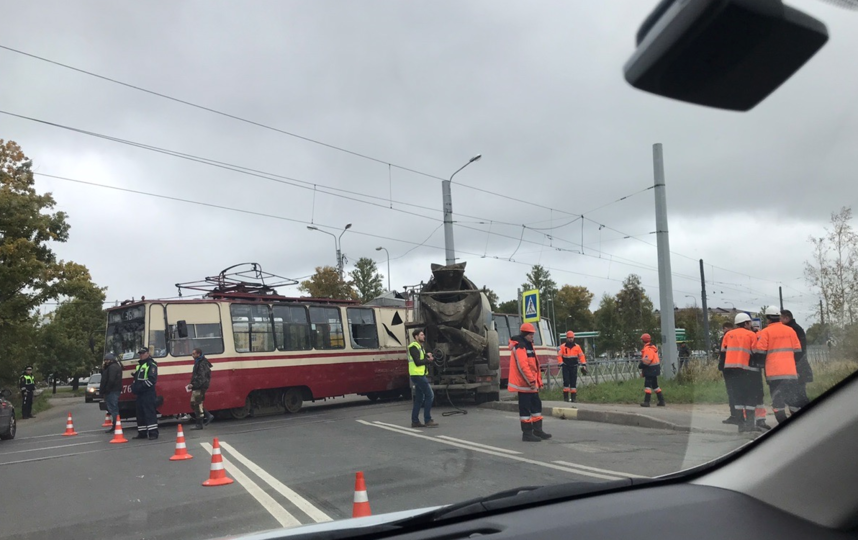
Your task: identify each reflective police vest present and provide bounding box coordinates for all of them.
[408,342,427,376]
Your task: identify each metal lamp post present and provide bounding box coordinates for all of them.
[443,154,482,265]
[375,246,391,291]
[308,223,352,278]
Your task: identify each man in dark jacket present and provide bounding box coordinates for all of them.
[99,353,123,433]
[781,310,813,408]
[186,348,213,430]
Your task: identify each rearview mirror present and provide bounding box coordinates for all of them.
[177,320,189,339]
[624,0,828,111]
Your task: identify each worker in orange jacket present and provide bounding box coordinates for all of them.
[639,333,665,407]
[508,322,551,442]
[557,331,588,402]
[721,313,762,433]
[752,306,802,424]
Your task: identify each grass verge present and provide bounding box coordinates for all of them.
[8,391,52,415]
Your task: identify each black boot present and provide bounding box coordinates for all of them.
[640,393,651,407]
[774,410,788,424]
[204,410,214,426]
[191,416,204,430]
[533,419,552,440]
[656,392,665,407]
[739,412,761,433]
[105,423,116,434]
[521,423,541,442]
[570,393,577,403]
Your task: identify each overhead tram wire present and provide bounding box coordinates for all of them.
[0,45,654,225]
[40,171,698,294]
[0,44,811,298]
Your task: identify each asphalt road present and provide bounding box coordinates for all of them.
[0,395,748,539]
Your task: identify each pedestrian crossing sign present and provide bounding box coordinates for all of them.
[522,289,540,323]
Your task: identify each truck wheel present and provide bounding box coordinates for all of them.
[283,388,303,413]
[366,392,381,402]
[486,330,500,371]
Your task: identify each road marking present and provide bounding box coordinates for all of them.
[219,441,332,523]
[0,440,101,455]
[372,421,422,433]
[201,442,302,529]
[436,436,523,455]
[356,420,625,481]
[553,461,648,479]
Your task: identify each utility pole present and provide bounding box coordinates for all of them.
[700,259,711,357]
[443,155,482,265]
[779,286,784,312]
[820,299,825,325]
[653,143,678,378]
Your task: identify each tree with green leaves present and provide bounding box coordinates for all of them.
[480,286,499,311]
[594,294,622,357]
[299,266,358,300]
[615,274,658,352]
[555,285,594,332]
[0,139,95,387]
[37,279,106,391]
[521,265,558,305]
[349,257,385,303]
[496,299,518,314]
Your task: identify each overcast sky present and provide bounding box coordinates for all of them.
[3,0,857,326]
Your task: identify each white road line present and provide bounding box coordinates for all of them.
[436,436,523,455]
[356,420,624,481]
[219,441,332,523]
[201,442,302,529]
[553,461,648,479]
[372,421,422,433]
[0,441,101,455]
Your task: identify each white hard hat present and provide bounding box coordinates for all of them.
[734,312,752,325]
[763,306,780,317]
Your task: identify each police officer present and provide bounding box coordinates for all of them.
[639,334,665,407]
[509,323,550,442]
[408,329,438,428]
[19,366,36,419]
[557,331,587,402]
[131,347,159,440]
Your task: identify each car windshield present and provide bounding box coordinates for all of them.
[2,1,857,539]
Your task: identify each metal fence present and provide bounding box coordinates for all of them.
[541,346,836,390]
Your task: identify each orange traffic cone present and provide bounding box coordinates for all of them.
[110,415,128,444]
[352,471,371,518]
[202,438,233,486]
[101,412,113,428]
[170,424,193,461]
[62,413,78,436]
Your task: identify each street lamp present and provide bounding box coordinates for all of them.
[684,295,698,308]
[307,223,351,278]
[443,154,482,265]
[375,246,391,291]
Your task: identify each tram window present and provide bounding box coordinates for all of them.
[347,308,378,349]
[494,314,511,344]
[166,303,224,356]
[273,305,311,351]
[230,304,275,353]
[309,306,345,350]
[149,304,167,358]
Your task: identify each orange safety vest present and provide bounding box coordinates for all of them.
[753,321,801,381]
[507,338,542,393]
[721,327,757,370]
[641,344,660,366]
[557,343,586,365]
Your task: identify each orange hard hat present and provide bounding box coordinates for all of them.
[641,333,651,343]
[566,331,574,339]
[520,322,536,334]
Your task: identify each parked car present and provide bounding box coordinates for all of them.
[0,388,16,440]
[85,373,102,403]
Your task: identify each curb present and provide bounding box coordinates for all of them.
[478,401,736,435]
